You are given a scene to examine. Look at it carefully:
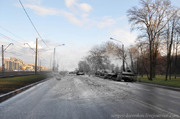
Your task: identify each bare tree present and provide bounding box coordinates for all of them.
[104,41,127,71]
[129,46,139,73]
[127,0,173,80]
[136,41,150,78]
[78,61,91,73]
[174,36,180,79]
[85,45,110,73]
[173,17,180,79]
[164,9,180,80]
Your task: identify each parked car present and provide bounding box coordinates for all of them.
[95,71,106,77]
[69,71,76,75]
[117,71,137,82]
[104,72,117,80]
[95,71,101,76]
[110,73,118,80]
[76,71,85,75]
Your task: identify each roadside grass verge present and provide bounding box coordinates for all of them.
[0,74,48,95]
[138,75,180,88]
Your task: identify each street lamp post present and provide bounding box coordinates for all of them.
[1,43,14,75]
[24,38,38,74]
[110,37,125,71]
[53,44,65,72]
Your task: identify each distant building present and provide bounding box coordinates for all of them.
[5,58,20,71]
[4,57,49,71]
[5,60,10,71]
[14,61,20,71]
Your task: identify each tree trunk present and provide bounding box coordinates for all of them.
[130,51,134,72]
[174,43,178,79]
[153,38,159,78]
[165,54,170,81]
[152,48,157,78]
[142,54,149,80]
[152,41,156,78]
[149,40,153,81]
[166,20,174,80]
[169,43,175,80]
[140,47,144,77]
[169,59,172,80]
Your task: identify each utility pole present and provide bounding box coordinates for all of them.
[40,60,41,72]
[24,39,38,74]
[52,44,65,72]
[110,37,125,72]
[50,56,52,71]
[122,44,125,71]
[1,43,13,75]
[53,47,55,71]
[35,38,38,74]
[2,45,4,75]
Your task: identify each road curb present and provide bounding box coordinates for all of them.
[0,78,50,103]
[138,82,180,91]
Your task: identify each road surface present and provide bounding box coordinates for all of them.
[0,74,180,119]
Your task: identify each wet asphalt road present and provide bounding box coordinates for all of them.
[0,74,180,119]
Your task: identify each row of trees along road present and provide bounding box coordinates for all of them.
[127,0,180,81]
[78,0,180,81]
[78,42,137,75]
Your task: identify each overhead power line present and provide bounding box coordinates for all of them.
[0,32,25,49]
[0,33,48,65]
[0,32,22,47]
[0,25,25,42]
[18,0,49,48]
[0,32,19,43]
[0,32,40,57]
[6,51,25,57]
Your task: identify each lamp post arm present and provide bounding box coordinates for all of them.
[24,43,35,52]
[110,37,123,44]
[110,37,125,71]
[4,43,14,51]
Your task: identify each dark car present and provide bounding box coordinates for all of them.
[117,71,137,82]
[95,71,106,77]
[69,71,76,75]
[76,71,85,75]
[95,71,101,76]
[104,73,117,80]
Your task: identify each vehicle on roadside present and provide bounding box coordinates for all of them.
[117,70,137,82]
[104,72,117,80]
[69,71,76,75]
[76,71,85,75]
[95,71,106,78]
[95,71,101,76]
